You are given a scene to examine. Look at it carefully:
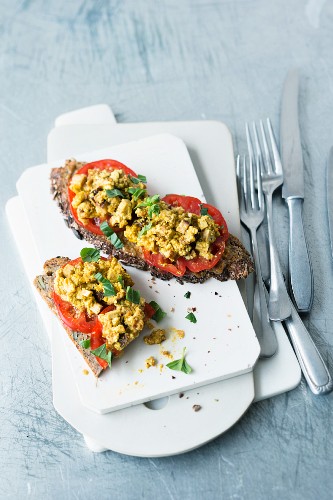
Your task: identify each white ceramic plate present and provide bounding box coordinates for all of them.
[15,133,260,414]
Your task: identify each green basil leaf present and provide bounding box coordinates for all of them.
[126,286,141,304]
[182,359,193,374]
[128,187,146,199]
[166,359,184,371]
[100,221,113,238]
[148,204,160,218]
[79,338,91,349]
[130,174,147,184]
[117,275,124,288]
[149,300,167,323]
[185,312,197,323]
[95,272,116,297]
[184,291,191,299]
[166,347,192,374]
[80,247,100,262]
[105,188,125,198]
[99,222,124,249]
[138,222,152,238]
[91,343,112,368]
[200,205,208,216]
[137,194,160,208]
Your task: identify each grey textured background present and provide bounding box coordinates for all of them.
[1,1,333,499]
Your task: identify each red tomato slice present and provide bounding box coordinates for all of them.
[162,194,229,241]
[140,195,228,277]
[53,291,102,334]
[178,236,226,272]
[142,249,186,277]
[68,159,138,235]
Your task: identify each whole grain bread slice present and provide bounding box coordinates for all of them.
[34,257,104,377]
[51,159,254,283]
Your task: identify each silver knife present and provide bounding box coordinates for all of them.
[280,69,313,312]
[327,147,333,259]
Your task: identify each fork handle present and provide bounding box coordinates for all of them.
[265,192,292,320]
[284,299,333,394]
[251,229,278,357]
[287,198,313,312]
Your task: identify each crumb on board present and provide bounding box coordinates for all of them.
[144,329,166,345]
[172,376,176,379]
[159,364,164,372]
[82,369,89,376]
[138,369,143,373]
[170,327,185,339]
[170,307,175,313]
[145,356,157,368]
[134,381,139,385]
[179,392,184,398]
[161,350,173,359]
[146,320,155,330]
[192,404,202,412]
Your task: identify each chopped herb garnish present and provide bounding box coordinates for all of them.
[105,188,125,198]
[126,286,141,304]
[184,291,191,299]
[137,194,160,218]
[185,312,197,323]
[200,204,211,217]
[91,344,112,368]
[117,275,124,288]
[130,174,147,184]
[80,338,91,349]
[138,222,152,238]
[166,347,192,374]
[80,247,100,262]
[128,187,146,199]
[95,272,116,297]
[100,221,124,249]
[149,300,167,322]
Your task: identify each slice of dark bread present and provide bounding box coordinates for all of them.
[51,159,254,283]
[34,257,104,377]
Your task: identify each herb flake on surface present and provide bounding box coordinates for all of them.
[184,291,191,299]
[185,312,197,323]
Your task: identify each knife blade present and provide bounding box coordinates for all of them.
[280,69,313,312]
[327,147,333,260]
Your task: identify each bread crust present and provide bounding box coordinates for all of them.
[34,257,104,377]
[51,159,254,283]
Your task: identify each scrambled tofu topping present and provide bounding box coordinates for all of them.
[54,258,145,351]
[70,167,221,262]
[125,202,220,261]
[69,168,146,228]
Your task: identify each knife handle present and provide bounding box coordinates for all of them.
[284,299,333,395]
[287,198,313,312]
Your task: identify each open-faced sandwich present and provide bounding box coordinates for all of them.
[34,250,159,376]
[51,159,253,283]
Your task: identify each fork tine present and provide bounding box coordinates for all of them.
[259,120,273,174]
[256,153,264,210]
[242,155,248,211]
[249,151,256,210]
[245,123,254,167]
[266,118,283,174]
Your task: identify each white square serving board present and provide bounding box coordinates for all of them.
[16,133,260,414]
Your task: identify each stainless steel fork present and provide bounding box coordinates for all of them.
[248,119,291,321]
[237,155,277,357]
